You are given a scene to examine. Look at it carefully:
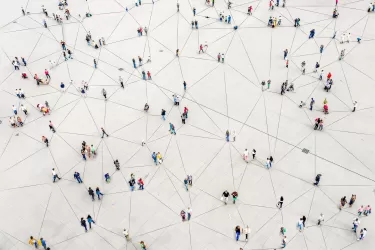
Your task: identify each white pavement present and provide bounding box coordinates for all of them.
[0,0,375,249]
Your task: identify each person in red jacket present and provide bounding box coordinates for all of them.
[138,178,144,190]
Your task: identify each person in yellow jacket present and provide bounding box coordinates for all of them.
[28,236,37,248]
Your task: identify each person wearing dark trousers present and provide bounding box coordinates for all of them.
[88,187,95,201]
[81,218,88,232]
[101,127,109,138]
[87,215,95,229]
[314,174,322,186]
[277,196,284,209]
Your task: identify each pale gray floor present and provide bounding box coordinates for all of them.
[0,0,375,249]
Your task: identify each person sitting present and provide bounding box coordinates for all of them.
[144,103,149,112]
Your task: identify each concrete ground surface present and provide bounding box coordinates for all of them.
[0,0,375,249]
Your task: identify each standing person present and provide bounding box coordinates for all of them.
[349,194,356,207]
[129,178,135,191]
[314,174,322,185]
[340,196,347,210]
[96,187,104,200]
[232,129,236,141]
[242,225,250,242]
[188,175,193,185]
[252,149,256,159]
[358,228,367,241]
[87,215,95,229]
[147,71,152,80]
[187,207,192,220]
[310,98,315,110]
[161,109,166,120]
[101,127,109,138]
[352,218,360,232]
[232,191,238,204]
[132,58,136,68]
[81,218,88,232]
[181,113,186,124]
[277,196,284,209]
[235,226,241,241]
[352,101,357,112]
[93,59,97,68]
[88,187,95,201]
[52,168,61,182]
[221,53,225,63]
[222,190,230,205]
[49,121,56,133]
[152,152,157,165]
[317,213,324,225]
[119,76,124,88]
[225,130,230,142]
[243,149,249,162]
[183,81,187,90]
[217,53,221,62]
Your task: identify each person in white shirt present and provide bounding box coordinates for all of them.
[15,89,20,98]
[352,217,360,233]
[352,101,357,112]
[123,229,129,240]
[52,168,61,182]
[20,104,28,115]
[318,213,324,225]
[187,207,192,221]
[19,89,25,98]
[243,149,249,162]
[358,228,367,240]
[12,105,17,115]
[242,225,250,241]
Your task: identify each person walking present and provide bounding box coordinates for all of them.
[29,236,38,248]
[187,207,192,220]
[102,88,107,100]
[132,58,136,68]
[358,228,367,241]
[81,218,88,232]
[44,69,50,79]
[87,214,95,229]
[96,187,104,200]
[283,49,288,60]
[320,45,324,53]
[232,129,236,141]
[232,191,238,204]
[352,218,360,232]
[235,226,241,241]
[297,218,304,232]
[74,172,83,183]
[88,187,95,201]
[225,130,230,142]
[222,190,230,204]
[94,59,97,68]
[183,81,187,90]
[42,136,49,147]
[129,178,136,191]
[39,238,47,250]
[48,120,56,133]
[252,149,256,159]
[340,196,347,210]
[242,225,250,242]
[161,109,166,120]
[314,174,321,185]
[188,175,193,185]
[243,149,249,162]
[152,152,157,165]
[101,127,109,138]
[352,101,357,112]
[114,159,120,170]
[138,178,144,190]
[358,205,364,216]
[52,168,61,182]
[318,213,324,225]
[309,29,315,39]
[184,178,189,191]
[282,236,287,248]
[277,196,284,209]
[147,71,152,80]
[123,229,130,240]
[180,210,186,221]
[119,76,124,88]
[140,241,147,250]
[349,194,356,207]
[364,205,371,216]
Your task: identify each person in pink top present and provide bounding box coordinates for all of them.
[364,205,372,216]
[358,205,364,216]
[45,69,50,79]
